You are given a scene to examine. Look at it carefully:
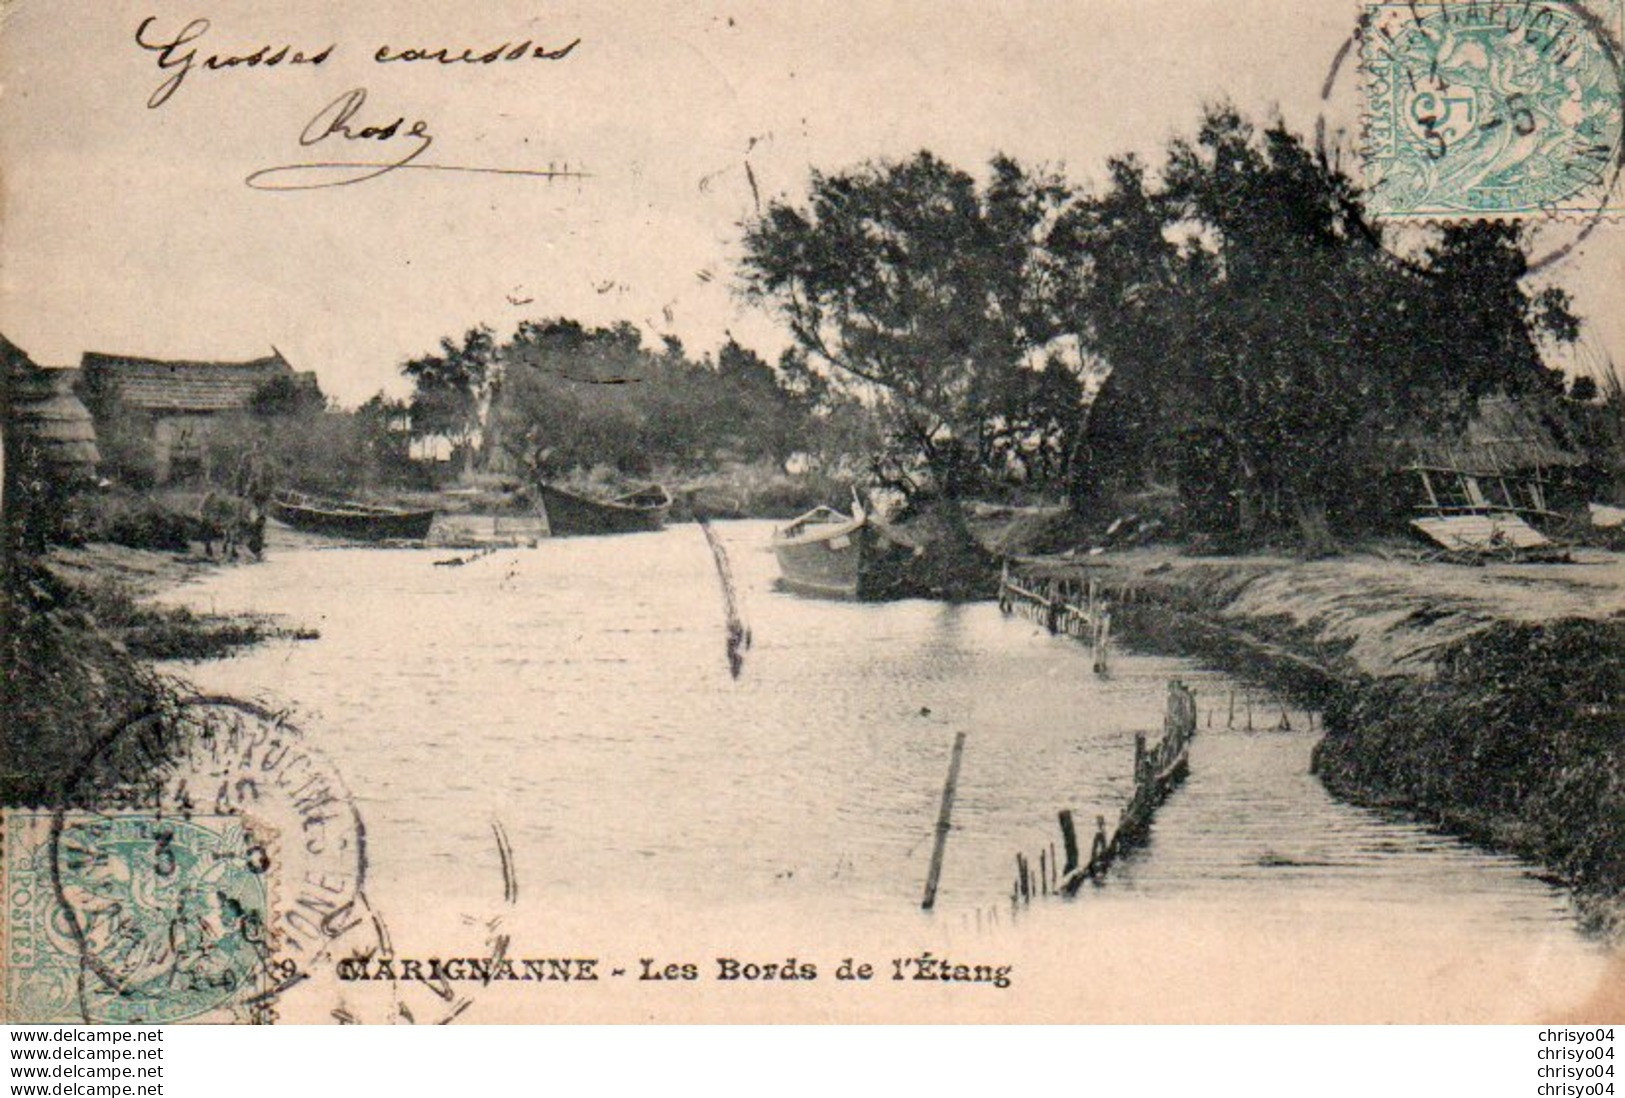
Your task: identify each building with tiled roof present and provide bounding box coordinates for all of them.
[80,347,319,483]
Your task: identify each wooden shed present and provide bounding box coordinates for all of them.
[1400,395,1586,522]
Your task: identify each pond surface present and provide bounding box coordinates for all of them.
[158,520,1613,1020]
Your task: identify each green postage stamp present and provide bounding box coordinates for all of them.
[1362,0,1624,218]
[4,811,273,1023]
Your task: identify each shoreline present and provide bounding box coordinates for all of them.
[44,541,319,661]
[28,523,1624,936]
[1030,546,1625,935]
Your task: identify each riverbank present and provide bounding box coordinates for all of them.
[1026,545,1625,934]
[44,542,317,660]
[0,538,319,804]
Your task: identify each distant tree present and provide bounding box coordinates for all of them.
[402,327,498,474]
[709,338,807,465]
[492,319,651,478]
[355,394,415,479]
[248,374,326,418]
[488,319,816,480]
[740,152,1080,512]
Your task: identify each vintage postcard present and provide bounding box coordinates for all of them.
[1,0,1622,1024]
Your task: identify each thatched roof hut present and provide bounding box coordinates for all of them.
[1395,395,1590,520]
[80,348,310,414]
[1398,394,1585,478]
[2,334,100,481]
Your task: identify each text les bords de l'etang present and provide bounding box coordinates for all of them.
[335,955,1014,989]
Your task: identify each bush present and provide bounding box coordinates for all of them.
[59,490,211,551]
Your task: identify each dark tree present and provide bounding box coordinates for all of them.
[1060,106,1579,554]
[403,327,498,473]
[486,320,813,479]
[740,151,1080,510]
[249,374,326,418]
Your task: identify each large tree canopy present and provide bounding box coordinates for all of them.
[411,318,827,480]
[1057,106,1577,552]
[740,152,1084,503]
[402,326,498,470]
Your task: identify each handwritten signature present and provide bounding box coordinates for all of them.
[245,88,590,192]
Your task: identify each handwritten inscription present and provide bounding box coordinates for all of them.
[133,17,590,191]
[375,39,581,65]
[246,87,590,192]
[136,17,334,109]
[136,17,582,109]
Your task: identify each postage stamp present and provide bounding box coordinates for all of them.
[4,810,272,1023]
[1361,0,1624,218]
[20,694,490,1024]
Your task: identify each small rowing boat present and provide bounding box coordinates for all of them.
[770,500,913,600]
[538,482,671,536]
[267,490,436,541]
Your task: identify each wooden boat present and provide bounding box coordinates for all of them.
[770,501,913,600]
[268,490,436,541]
[538,482,671,536]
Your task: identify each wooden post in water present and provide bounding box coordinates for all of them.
[1058,810,1080,875]
[920,730,968,911]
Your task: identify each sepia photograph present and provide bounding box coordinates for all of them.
[1,0,1622,1028]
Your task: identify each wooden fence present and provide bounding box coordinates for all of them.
[998,562,1113,672]
[1005,680,1199,908]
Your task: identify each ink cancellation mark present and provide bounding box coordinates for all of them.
[1361,0,1625,219]
[19,696,373,1023]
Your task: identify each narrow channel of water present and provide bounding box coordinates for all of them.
[156,520,1610,1018]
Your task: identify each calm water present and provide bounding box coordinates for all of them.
[156,520,1611,1017]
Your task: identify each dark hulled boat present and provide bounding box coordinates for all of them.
[538,483,671,536]
[268,490,436,541]
[770,502,913,600]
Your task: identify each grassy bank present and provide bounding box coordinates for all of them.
[1,561,165,804]
[1313,619,1625,933]
[1048,546,1625,930]
[2,535,316,804]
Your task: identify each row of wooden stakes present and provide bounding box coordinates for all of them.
[997,565,1113,673]
[1015,680,1199,907]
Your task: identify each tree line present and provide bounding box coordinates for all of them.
[740,105,1594,552]
[396,105,1602,551]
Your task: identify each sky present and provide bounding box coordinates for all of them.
[1,0,1620,405]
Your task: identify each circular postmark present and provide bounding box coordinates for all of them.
[22,691,511,1024]
[1361,0,1623,218]
[41,693,373,1022]
[1317,0,1625,272]
[37,813,272,1023]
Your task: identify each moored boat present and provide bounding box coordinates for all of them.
[538,483,671,536]
[268,490,436,541]
[770,501,913,600]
